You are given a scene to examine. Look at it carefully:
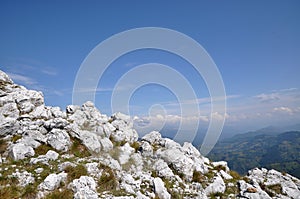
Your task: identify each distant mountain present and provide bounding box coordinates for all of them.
[208,130,300,178]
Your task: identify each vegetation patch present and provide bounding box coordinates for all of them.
[35,144,54,156]
[192,170,205,184]
[0,139,8,155]
[11,134,22,143]
[65,164,88,182]
[267,183,283,195]
[209,192,225,199]
[130,141,140,152]
[70,137,91,158]
[97,164,118,193]
[44,189,73,199]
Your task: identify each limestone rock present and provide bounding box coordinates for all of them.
[204,174,226,195]
[47,129,70,151]
[153,177,171,199]
[38,172,67,191]
[70,176,98,199]
[9,143,35,160]
[12,171,35,187]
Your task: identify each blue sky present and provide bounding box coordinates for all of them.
[1,1,300,137]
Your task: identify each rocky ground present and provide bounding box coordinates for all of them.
[0,69,299,199]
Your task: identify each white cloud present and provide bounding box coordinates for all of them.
[7,73,37,85]
[255,93,280,103]
[164,95,239,107]
[41,68,57,76]
[273,106,294,114]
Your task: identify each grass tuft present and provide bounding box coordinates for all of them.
[65,164,88,182]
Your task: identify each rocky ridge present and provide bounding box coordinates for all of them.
[0,70,299,199]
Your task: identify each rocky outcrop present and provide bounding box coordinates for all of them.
[0,70,299,199]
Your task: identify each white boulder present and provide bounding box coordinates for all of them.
[70,176,98,199]
[153,177,171,199]
[9,143,35,160]
[38,172,67,191]
[47,129,70,151]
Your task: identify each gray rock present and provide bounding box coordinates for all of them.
[70,176,98,199]
[0,70,13,84]
[12,171,35,187]
[211,161,230,172]
[204,174,226,195]
[99,137,113,152]
[45,150,59,160]
[38,172,67,191]
[118,143,135,165]
[18,136,41,148]
[80,131,101,153]
[238,180,271,199]
[139,141,153,157]
[58,161,76,172]
[47,129,71,151]
[44,118,69,130]
[141,131,163,145]
[0,117,20,137]
[85,162,101,178]
[247,168,300,198]
[153,159,174,179]
[9,143,35,160]
[157,147,194,181]
[35,168,44,174]
[0,102,19,118]
[153,177,171,199]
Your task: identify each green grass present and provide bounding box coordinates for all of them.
[209,192,224,199]
[130,141,140,152]
[64,164,88,182]
[192,170,205,183]
[0,139,8,154]
[97,164,118,193]
[11,134,22,143]
[35,144,53,156]
[21,184,37,199]
[44,189,73,199]
[70,138,91,158]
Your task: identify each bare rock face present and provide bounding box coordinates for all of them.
[0,70,299,199]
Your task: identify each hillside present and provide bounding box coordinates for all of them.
[208,130,300,178]
[0,69,300,199]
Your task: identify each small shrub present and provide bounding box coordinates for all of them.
[65,164,88,182]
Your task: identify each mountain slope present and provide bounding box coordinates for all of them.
[209,130,300,178]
